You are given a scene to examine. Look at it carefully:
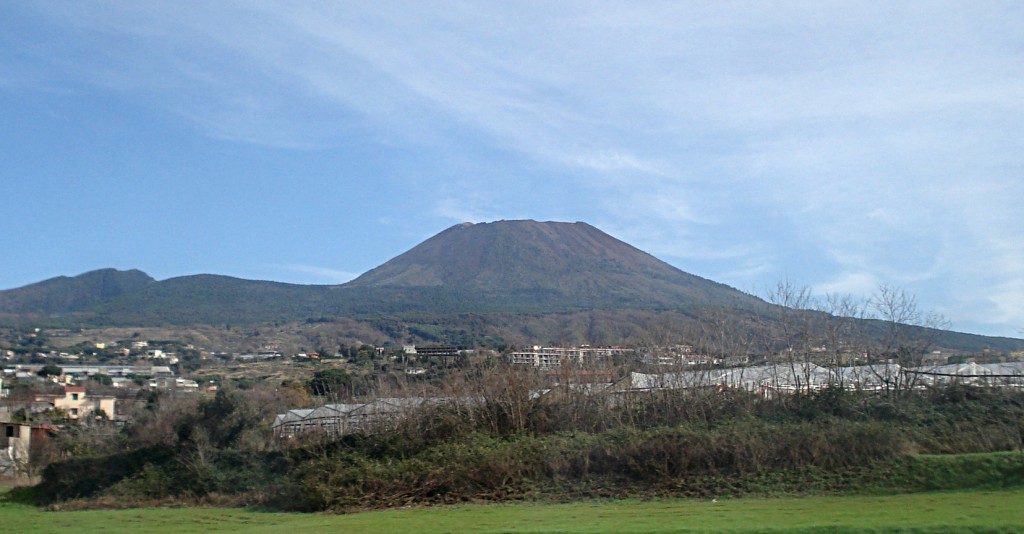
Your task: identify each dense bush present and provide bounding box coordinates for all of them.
[37,445,176,502]
[282,419,906,510]
[31,375,1024,511]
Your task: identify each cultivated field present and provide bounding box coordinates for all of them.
[3,489,1023,533]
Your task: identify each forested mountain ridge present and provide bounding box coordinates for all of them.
[0,268,155,315]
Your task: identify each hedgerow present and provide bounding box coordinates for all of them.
[31,377,1024,511]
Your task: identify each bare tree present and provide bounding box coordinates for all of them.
[867,284,950,395]
[761,280,818,393]
[814,293,868,388]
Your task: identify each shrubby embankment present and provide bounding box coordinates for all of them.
[22,367,1024,512]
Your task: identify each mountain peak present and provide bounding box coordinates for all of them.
[0,268,155,315]
[344,220,752,311]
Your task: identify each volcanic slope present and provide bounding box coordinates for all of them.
[341,220,764,314]
[0,221,763,323]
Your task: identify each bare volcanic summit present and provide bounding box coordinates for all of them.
[343,220,759,312]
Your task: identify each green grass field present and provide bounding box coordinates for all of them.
[3,489,1023,533]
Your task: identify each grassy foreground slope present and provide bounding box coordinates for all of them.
[3,489,1023,533]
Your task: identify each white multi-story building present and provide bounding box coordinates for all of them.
[509,345,631,369]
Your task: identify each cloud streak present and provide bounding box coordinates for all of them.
[270,264,358,285]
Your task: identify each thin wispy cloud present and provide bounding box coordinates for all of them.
[815,272,880,298]
[432,197,498,225]
[271,265,358,285]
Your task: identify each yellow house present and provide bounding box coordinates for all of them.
[36,386,116,420]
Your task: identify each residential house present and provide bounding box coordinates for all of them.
[34,386,116,420]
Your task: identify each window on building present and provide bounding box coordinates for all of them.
[72,393,79,401]
[70,408,79,416]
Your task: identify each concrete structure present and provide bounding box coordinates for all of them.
[9,364,175,380]
[509,346,632,369]
[1,422,58,476]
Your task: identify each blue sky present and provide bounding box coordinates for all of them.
[1,2,1022,338]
